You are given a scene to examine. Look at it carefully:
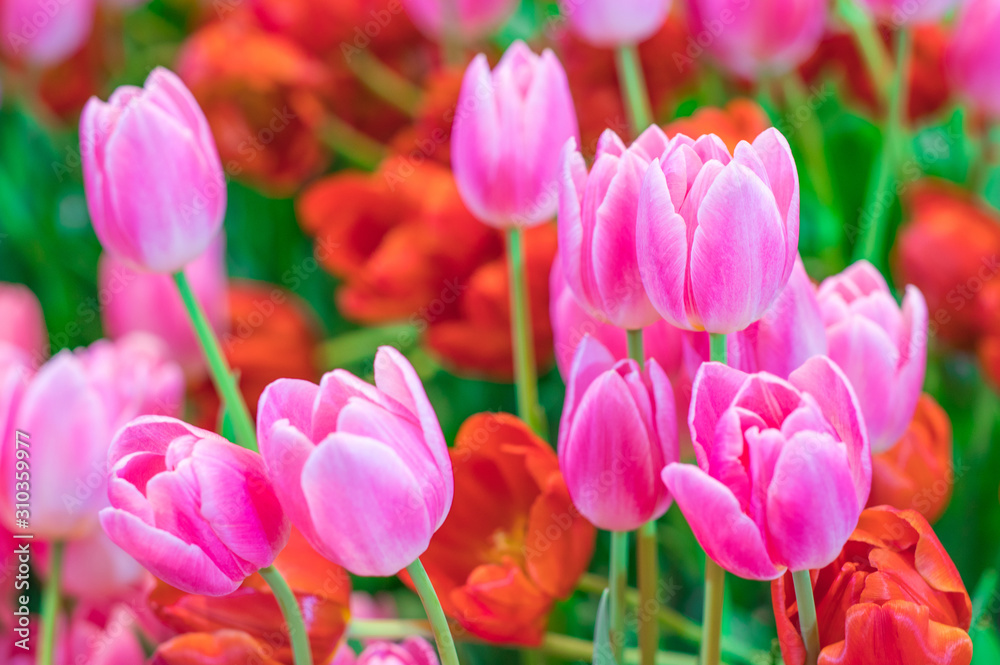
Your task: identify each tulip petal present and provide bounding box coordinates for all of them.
[751,128,799,280]
[637,160,689,328]
[257,378,320,446]
[688,361,749,461]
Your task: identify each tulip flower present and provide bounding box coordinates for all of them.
[559,336,677,531]
[257,346,453,577]
[0,0,97,65]
[566,0,671,47]
[663,98,771,153]
[415,413,595,645]
[869,394,953,523]
[772,506,973,665]
[452,41,579,228]
[402,0,518,41]
[817,261,928,453]
[100,417,290,596]
[684,0,827,78]
[0,283,46,362]
[335,638,440,665]
[81,67,227,274]
[42,530,150,603]
[637,128,800,334]
[856,0,958,25]
[558,126,669,329]
[100,237,228,377]
[0,334,182,541]
[4,604,145,665]
[949,0,1000,117]
[728,257,827,378]
[663,356,871,579]
[151,631,284,665]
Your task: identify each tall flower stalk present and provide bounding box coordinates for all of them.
[701,333,728,665]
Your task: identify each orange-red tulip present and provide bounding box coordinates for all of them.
[151,630,284,665]
[662,99,771,153]
[772,505,972,665]
[408,413,595,646]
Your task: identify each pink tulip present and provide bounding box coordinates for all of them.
[337,637,440,665]
[856,0,957,24]
[728,257,827,378]
[817,261,927,453]
[401,0,518,40]
[0,334,183,541]
[100,236,228,376]
[5,603,145,665]
[0,283,46,362]
[258,346,453,577]
[949,0,1000,118]
[0,0,97,65]
[81,67,226,274]
[566,0,672,47]
[452,41,580,228]
[559,126,668,329]
[663,357,871,579]
[558,336,677,531]
[637,128,800,334]
[42,530,150,603]
[100,416,289,596]
[684,0,827,78]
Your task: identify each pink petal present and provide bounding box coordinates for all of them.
[257,378,320,447]
[451,54,502,226]
[559,335,617,431]
[750,128,800,281]
[637,159,690,328]
[688,361,749,459]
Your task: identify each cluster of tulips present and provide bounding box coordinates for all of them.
[2,0,1000,663]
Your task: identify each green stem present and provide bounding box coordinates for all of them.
[173,272,258,451]
[702,333,727,665]
[791,570,820,665]
[39,541,63,665]
[780,75,836,209]
[609,531,630,665]
[259,565,313,665]
[853,27,911,267]
[407,558,461,665]
[615,44,654,137]
[835,0,892,108]
[506,227,545,436]
[345,51,422,116]
[319,115,387,171]
[709,333,727,365]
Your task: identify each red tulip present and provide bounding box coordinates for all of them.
[151,630,284,665]
[662,99,771,153]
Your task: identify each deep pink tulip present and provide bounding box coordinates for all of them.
[637,128,800,334]
[949,0,1000,117]
[817,260,927,453]
[0,283,46,362]
[452,41,579,228]
[566,0,672,47]
[728,257,827,378]
[81,68,227,274]
[4,603,145,665]
[559,126,668,329]
[100,236,228,377]
[856,0,957,24]
[663,357,871,579]
[337,637,440,665]
[684,0,826,78]
[0,0,97,65]
[258,346,453,577]
[100,416,289,596]
[558,336,677,531]
[0,334,183,541]
[401,0,517,40]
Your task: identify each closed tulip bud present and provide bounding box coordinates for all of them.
[81,68,227,274]
[817,261,928,453]
[857,0,958,25]
[258,346,453,577]
[663,357,871,579]
[772,506,972,665]
[948,0,1000,117]
[0,0,97,65]
[685,0,827,78]
[566,0,671,47]
[559,127,669,329]
[100,417,290,596]
[558,336,677,531]
[402,0,518,41]
[452,41,580,228]
[637,128,800,333]
[729,257,827,378]
[0,283,46,362]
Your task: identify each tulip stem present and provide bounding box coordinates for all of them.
[259,565,313,665]
[702,334,727,665]
[506,227,546,436]
[709,333,727,365]
[407,558,461,665]
[609,531,630,664]
[39,541,63,665]
[344,51,422,117]
[853,27,911,267]
[835,0,892,108]
[173,271,258,452]
[615,44,654,136]
[791,570,820,665]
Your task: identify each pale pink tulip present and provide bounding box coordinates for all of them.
[258,346,453,577]
[5,603,145,665]
[81,68,226,273]
[0,283,45,362]
[856,0,958,24]
[558,336,677,531]
[452,41,579,228]
[100,417,289,596]
[684,0,827,78]
[402,0,518,40]
[566,0,672,47]
[42,530,150,603]
[948,0,1000,117]
[663,357,871,579]
[637,128,800,334]
[817,260,927,453]
[0,0,97,65]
